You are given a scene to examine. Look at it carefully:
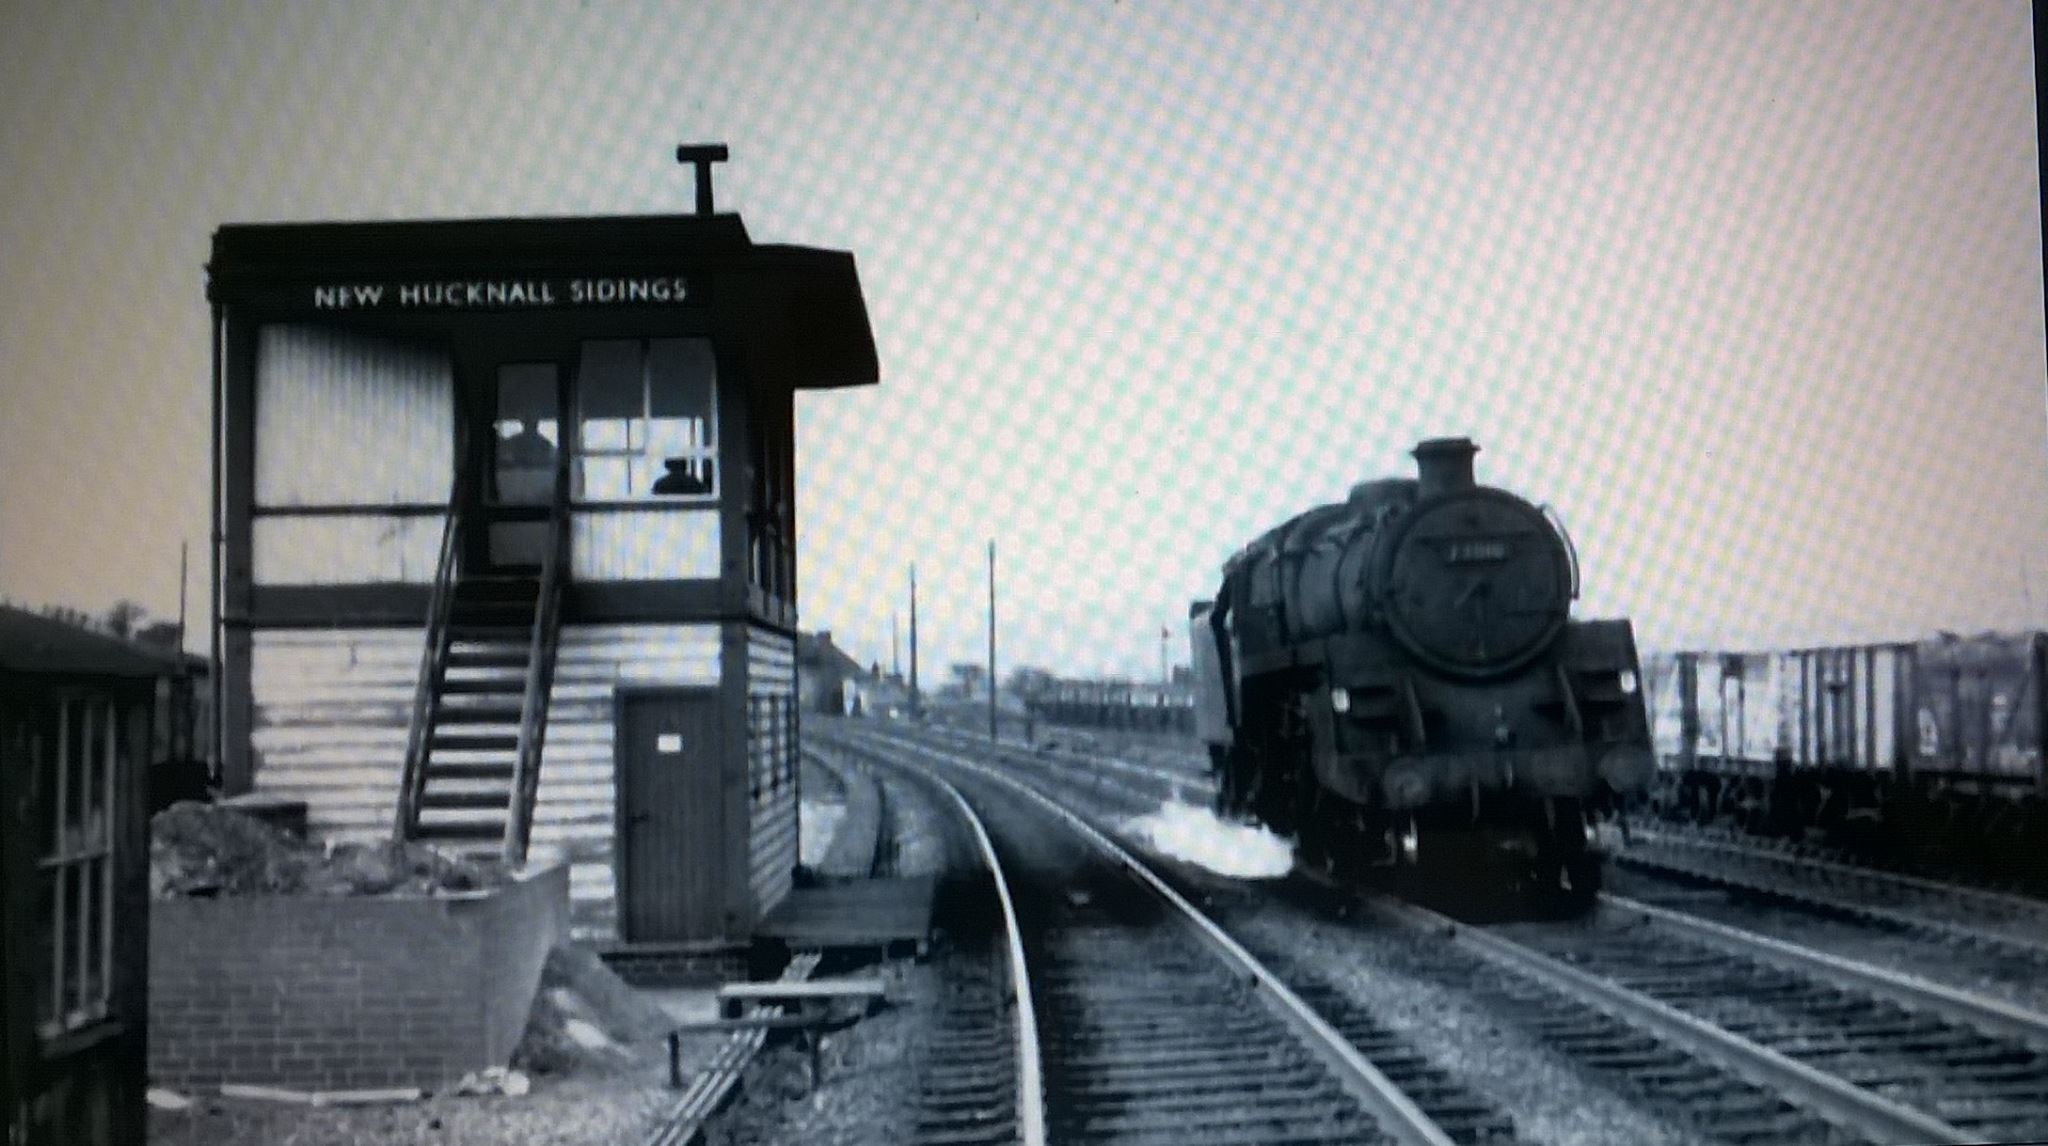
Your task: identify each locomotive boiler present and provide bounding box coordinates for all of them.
[1188,438,1653,911]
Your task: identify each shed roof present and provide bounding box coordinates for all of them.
[797,631,868,679]
[0,606,190,678]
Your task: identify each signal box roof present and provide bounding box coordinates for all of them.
[207,211,879,391]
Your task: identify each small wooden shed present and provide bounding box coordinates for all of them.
[1,607,171,1146]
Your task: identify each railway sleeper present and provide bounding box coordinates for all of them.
[914,1105,1014,1131]
[1050,1056,1326,1091]
[921,1039,1013,1061]
[1048,1031,1286,1064]
[1039,1009,1276,1037]
[908,1124,1016,1146]
[916,1094,1013,1119]
[1052,1122,1373,1146]
[1688,1107,1831,1143]
[1052,1080,1331,1118]
[1055,1103,1374,1144]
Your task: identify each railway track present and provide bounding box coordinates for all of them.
[830,729,1503,1146]
[1615,827,2048,966]
[895,771,1039,1146]
[965,727,2048,993]
[1478,899,2048,1144]
[857,721,2048,1145]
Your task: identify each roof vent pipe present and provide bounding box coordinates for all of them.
[1412,437,1479,498]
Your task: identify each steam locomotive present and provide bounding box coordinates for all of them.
[1188,438,1653,911]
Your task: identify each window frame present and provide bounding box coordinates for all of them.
[31,691,119,1041]
[570,337,720,506]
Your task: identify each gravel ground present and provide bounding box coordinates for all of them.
[874,764,951,877]
[701,958,936,1146]
[1223,897,1715,1146]
[802,798,848,869]
[801,755,852,869]
[1607,863,2048,1014]
[148,1059,681,1146]
[697,741,969,1145]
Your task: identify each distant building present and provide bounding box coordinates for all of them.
[865,670,914,718]
[796,630,868,715]
[949,663,987,700]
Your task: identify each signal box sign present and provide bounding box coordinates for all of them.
[310,275,699,311]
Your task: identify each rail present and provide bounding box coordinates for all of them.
[394,425,469,841]
[1370,895,1965,1146]
[1605,893,2048,1049]
[921,768,1047,1146]
[504,445,570,865]
[1617,828,2048,965]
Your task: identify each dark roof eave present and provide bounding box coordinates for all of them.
[0,608,191,678]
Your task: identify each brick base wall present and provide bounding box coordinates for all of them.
[148,864,568,1092]
[600,944,761,988]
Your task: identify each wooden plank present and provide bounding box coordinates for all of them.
[754,876,936,946]
[716,979,885,1002]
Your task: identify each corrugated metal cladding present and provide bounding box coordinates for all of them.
[253,324,452,506]
[570,509,720,581]
[746,627,799,925]
[248,623,718,939]
[250,323,453,586]
[251,515,446,584]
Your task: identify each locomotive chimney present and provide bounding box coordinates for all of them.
[1412,437,1479,498]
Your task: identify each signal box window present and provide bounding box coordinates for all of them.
[575,338,717,502]
[24,694,120,1039]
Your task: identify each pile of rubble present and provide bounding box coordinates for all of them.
[512,945,678,1076]
[150,801,512,898]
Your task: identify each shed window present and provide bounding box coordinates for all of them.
[25,695,119,1038]
[575,338,717,502]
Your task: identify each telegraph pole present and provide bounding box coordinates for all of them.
[177,541,190,650]
[988,540,998,741]
[908,565,920,718]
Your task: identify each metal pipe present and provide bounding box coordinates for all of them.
[209,309,223,790]
[988,540,998,741]
[908,565,920,717]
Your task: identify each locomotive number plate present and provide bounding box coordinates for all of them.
[1444,539,1511,564]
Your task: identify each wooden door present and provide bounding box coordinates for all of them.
[617,690,728,942]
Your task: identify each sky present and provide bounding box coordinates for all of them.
[0,1,2042,680]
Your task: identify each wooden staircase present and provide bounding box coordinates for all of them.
[396,443,569,865]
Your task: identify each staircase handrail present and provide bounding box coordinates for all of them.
[506,444,570,865]
[396,427,470,840]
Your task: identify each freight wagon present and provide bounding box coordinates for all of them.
[1645,632,2047,880]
